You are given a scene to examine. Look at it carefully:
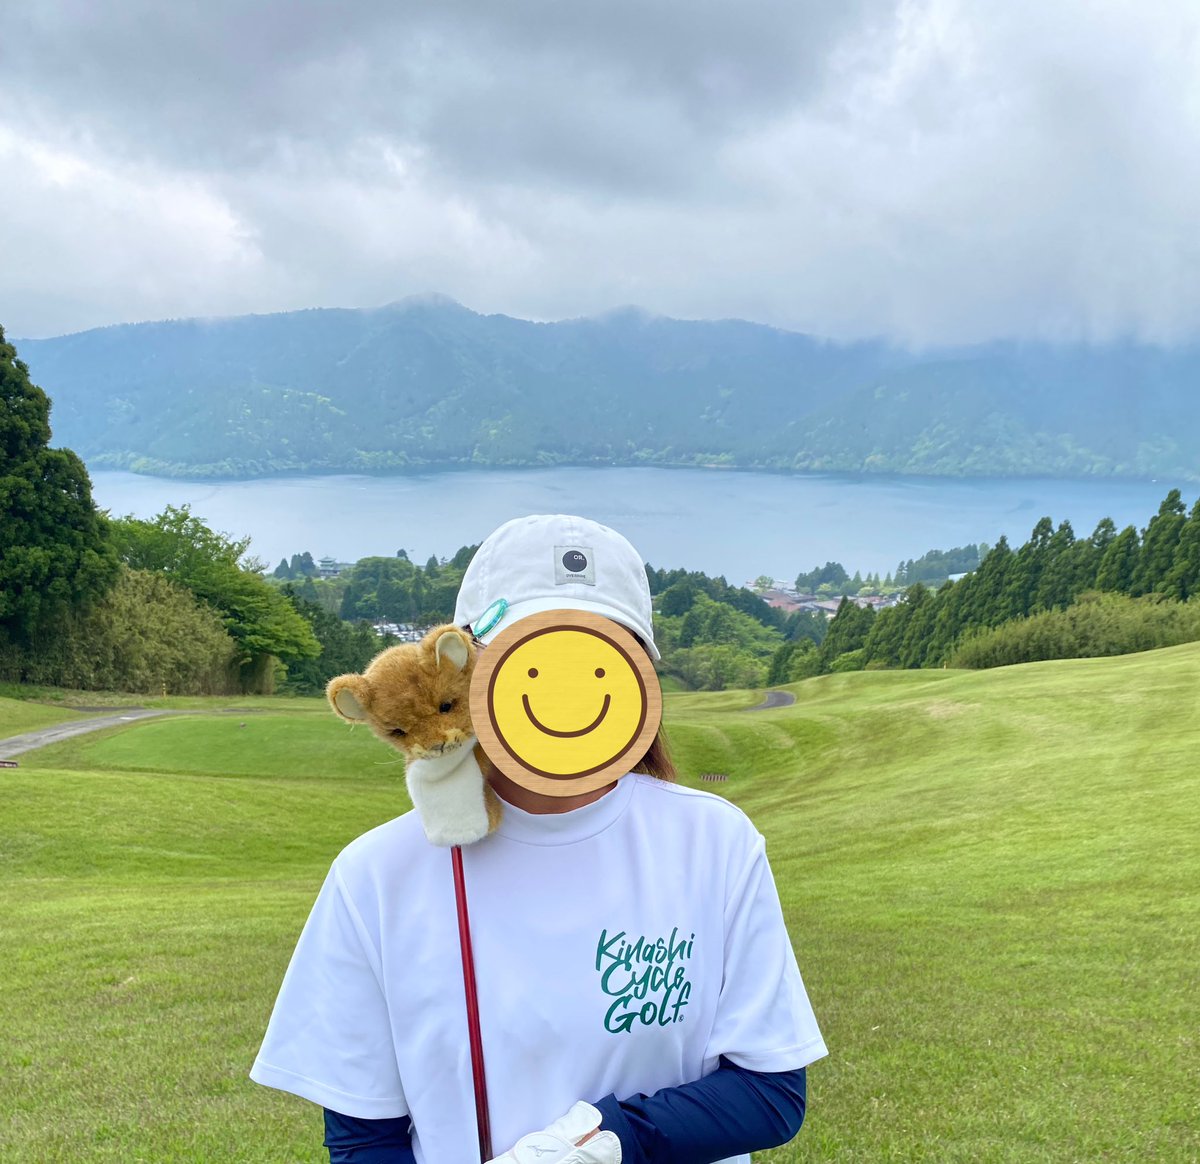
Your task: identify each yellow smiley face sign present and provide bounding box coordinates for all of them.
[470,609,663,796]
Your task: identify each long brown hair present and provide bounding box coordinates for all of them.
[631,726,677,782]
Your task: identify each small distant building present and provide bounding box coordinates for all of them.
[318,556,341,578]
[761,588,807,612]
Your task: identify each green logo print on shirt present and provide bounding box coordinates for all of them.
[595,927,695,1034]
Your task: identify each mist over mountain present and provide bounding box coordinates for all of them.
[17,298,1200,481]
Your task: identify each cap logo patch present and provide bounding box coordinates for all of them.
[554,545,595,586]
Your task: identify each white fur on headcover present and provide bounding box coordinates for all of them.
[405,740,492,847]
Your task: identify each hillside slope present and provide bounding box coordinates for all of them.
[2,645,1197,1160]
[18,299,1200,480]
[667,645,1199,1160]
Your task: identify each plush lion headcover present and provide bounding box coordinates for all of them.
[327,624,501,843]
[327,625,476,761]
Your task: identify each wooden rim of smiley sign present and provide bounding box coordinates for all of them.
[469,609,663,796]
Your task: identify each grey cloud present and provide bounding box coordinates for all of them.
[3,0,879,190]
[3,0,1200,345]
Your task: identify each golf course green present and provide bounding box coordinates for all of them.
[3,645,1197,1161]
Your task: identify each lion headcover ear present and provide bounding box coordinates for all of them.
[434,627,471,672]
[327,674,371,722]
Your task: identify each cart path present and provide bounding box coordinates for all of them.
[0,710,176,760]
[742,689,797,711]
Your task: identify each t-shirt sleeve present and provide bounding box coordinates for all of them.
[250,863,410,1120]
[703,834,828,1073]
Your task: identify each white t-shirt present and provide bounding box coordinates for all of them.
[251,775,827,1162]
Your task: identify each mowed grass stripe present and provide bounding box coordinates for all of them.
[0,696,86,741]
[3,646,1198,1160]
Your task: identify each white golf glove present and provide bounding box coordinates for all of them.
[487,1101,621,1164]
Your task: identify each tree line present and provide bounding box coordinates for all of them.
[792,543,986,596]
[797,493,1200,679]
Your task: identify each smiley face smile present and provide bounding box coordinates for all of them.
[522,692,611,737]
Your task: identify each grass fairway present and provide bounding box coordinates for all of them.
[0,695,85,741]
[4,650,1199,1161]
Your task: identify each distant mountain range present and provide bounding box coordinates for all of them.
[17,296,1200,481]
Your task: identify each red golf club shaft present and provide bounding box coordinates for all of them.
[452,845,492,1161]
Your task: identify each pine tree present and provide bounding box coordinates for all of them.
[818,598,875,669]
[964,536,1015,629]
[926,577,969,663]
[1096,526,1140,593]
[1162,497,1200,600]
[862,604,904,667]
[1134,490,1187,596]
[1032,520,1080,612]
[1007,516,1054,618]
[1076,517,1117,593]
[897,583,935,668]
[0,325,118,645]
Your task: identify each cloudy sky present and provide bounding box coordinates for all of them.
[3,0,1199,345]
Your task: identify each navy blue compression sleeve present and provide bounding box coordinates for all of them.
[593,1058,807,1164]
[323,1109,416,1163]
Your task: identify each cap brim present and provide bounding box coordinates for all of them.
[475,595,660,661]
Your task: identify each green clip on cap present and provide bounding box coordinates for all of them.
[472,598,508,639]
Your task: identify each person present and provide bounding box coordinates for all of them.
[251,514,827,1163]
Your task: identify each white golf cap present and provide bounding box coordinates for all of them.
[454,514,659,660]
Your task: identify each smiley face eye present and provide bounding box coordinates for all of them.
[390,727,407,738]
[528,667,539,678]
[439,701,454,714]
[595,667,605,678]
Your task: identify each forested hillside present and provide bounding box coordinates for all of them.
[20,297,1200,480]
[803,490,1200,679]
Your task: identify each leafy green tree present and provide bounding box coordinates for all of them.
[111,505,318,690]
[0,325,118,646]
[658,580,699,618]
[894,543,987,586]
[0,567,237,694]
[949,591,1200,669]
[656,592,784,690]
[284,551,318,578]
[280,585,388,694]
[781,608,827,646]
[795,562,849,593]
[783,638,821,681]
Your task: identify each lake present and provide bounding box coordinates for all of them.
[89,467,1183,585]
